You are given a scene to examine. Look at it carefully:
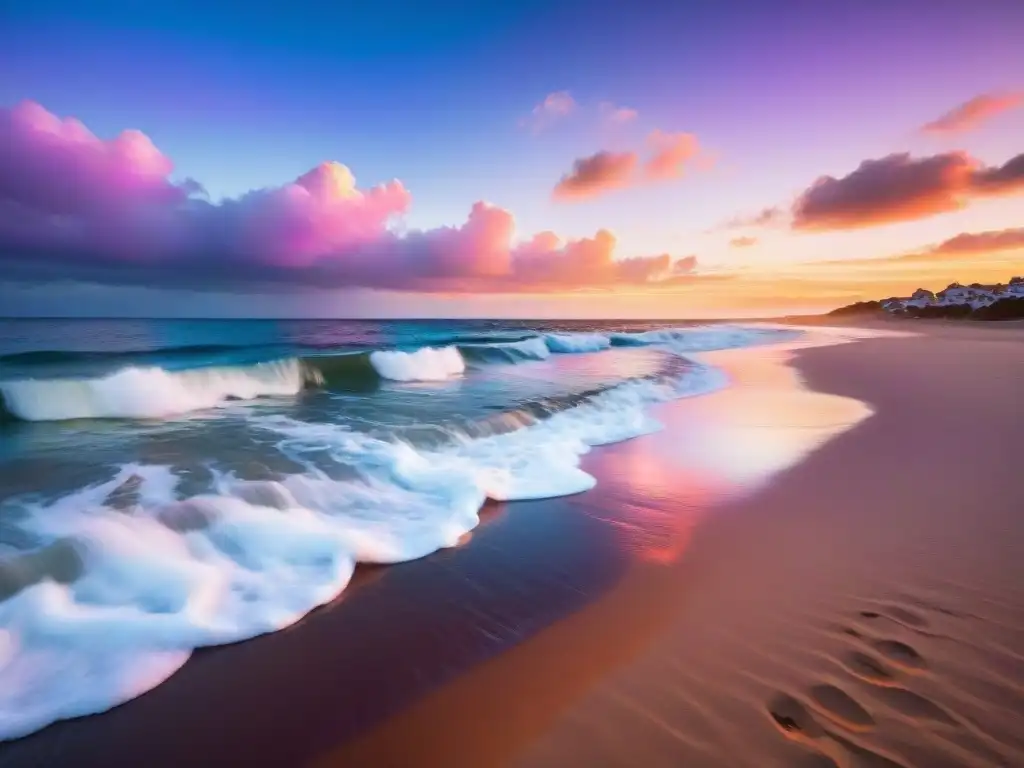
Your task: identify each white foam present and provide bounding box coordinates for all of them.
[0,328,785,742]
[543,332,611,353]
[488,336,551,360]
[369,345,465,381]
[0,360,302,421]
[612,325,798,351]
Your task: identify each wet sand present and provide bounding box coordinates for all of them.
[3,323,1024,767]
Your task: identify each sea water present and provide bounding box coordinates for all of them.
[0,317,798,740]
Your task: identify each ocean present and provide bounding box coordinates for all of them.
[0,317,798,741]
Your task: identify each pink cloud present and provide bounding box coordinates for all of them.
[791,150,1024,230]
[552,130,705,201]
[922,92,1024,134]
[552,151,638,200]
[0,100,196,217]
[644,130,700,180]
[0,101,698,293]
[520,91,576,133]
[721,206,784,230]
[729,236,758,248]
[599,102,639,125]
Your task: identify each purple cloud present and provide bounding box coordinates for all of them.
[792,150,1024,230]
[0,101,698,293]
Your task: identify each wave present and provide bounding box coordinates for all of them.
[0,344,274,367]
[0,360,306,422]
[543,332,612,353]
[0,327,798,423]
[0,346,465,422]
[458,336,551,365]
[0,354,729,740]
[368,346,465,382]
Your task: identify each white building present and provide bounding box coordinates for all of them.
[880,278,1024,314]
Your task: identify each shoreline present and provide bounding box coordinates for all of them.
[2,323,1023,766]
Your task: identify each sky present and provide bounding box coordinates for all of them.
[0,0,1022,318]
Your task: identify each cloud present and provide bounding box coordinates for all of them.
[672,255,698,274]
[722,207,783,230]
[520,91,576,133]
[729,236,758,248]
[599,102,639,125]
[884,227,1024,262]
[0,101,699,293]
[921,92,1024,134]
[552,151,638,200]
[931,226,1024,255]
[553,130,704,201]
[809,226,1024,269]
[791,150,1024,230]
[644,130,700,180]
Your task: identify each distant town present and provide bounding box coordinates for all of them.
[831,277,1024,320]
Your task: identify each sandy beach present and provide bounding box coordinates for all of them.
[3,321,1023,767]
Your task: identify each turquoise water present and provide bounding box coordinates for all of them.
[0,317,797,741]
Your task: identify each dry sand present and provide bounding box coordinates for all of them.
[2,322,1022,768]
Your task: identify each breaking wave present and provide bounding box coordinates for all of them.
[0,353,730,740]
[0,326,797,422]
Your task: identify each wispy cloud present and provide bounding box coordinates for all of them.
[598,101,639,125]
[519,91,576,133]
[721,207,784,230]
[729,236,758,248]
[921,92,1024,134]
[553,130,704,201]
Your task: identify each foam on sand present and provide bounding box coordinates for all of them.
[0,356,731,741]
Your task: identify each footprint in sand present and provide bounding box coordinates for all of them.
[767,692,902,768]
[860,606,929,629]
[808,684,875,730]
[767,692,827,740]
[767,694,841,766]
[830,733,909,768]
[871,687,958,725]
[840,650,894,684]
[792,754,840,768]
[871,639,927,671]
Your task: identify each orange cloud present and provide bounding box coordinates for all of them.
[922,92,1024,134]
[807,227,1024,270]
[552,151,638,199]
[553,130,703,201]
[792,150,1024,230]
[644,130,700,180]
[895,227,1024,261]
[729,236,758,248]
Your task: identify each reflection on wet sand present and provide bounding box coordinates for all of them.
[580,339,872,566]
[326,333,878,768]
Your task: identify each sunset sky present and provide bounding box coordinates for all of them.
[1,0,1022,318]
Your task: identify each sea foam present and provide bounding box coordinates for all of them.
[368,345,466,382]
[0,326,794,423]
[0,360,303,421]
[0,354,732,741]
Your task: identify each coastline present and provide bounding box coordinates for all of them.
[2,322,1023,767]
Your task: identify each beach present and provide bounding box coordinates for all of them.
[2,321,1024,767]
